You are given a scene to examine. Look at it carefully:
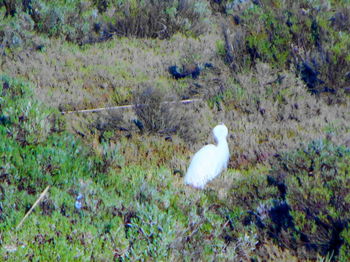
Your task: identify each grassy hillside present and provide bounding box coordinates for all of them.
[1,0,350,261]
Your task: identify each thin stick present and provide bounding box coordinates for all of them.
[62,98,202,115]
[16,186,50,230]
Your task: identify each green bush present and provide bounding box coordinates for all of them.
[0,75,95,229]
[0,0,95,50]
[102,0,210,39]
[1,0,29,17]
[270,139,350,259]
[220,0,350,99]
[0,0,211,51]
[31,0,96,42]
[0,12,35,51]
[340,228,350,262]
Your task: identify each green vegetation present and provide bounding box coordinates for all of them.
[270,140,350,259]
[0,75,231,260]
[221,0,350,98]
[1,0,350,261]
[0,0,210,51]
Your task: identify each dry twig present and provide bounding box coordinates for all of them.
[16,186,50,230]
[61,98,202,115]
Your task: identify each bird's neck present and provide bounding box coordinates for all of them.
[217,138,228,148]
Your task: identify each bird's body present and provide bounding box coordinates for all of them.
[184,124,229,189]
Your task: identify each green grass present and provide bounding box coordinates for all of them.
[0,85,245,260]
[0,75,250,260]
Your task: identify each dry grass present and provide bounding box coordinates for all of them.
[254,240,299,262]
[1,31,222,111]
[53,60,349,173]
[221,63,350,168]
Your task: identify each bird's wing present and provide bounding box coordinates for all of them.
[190,144,217,164]
[185,145,219,188]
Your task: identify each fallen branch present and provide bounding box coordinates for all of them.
[61,98,202,115]
[16,185,50,230]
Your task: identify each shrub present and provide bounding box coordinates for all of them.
[222,140,350,260]
[31,0,96,43]
[1,0,31,17]
[220,1,292,70]
[133,86,178,133]
[133,86,211,143]
[0,12,35,51]
[220,0,350,100]
[209,0,254,15]
[0,75,52,145]
[340,228,350,262]
[0,0,96,50]
[0,75,95,190]
[269,139,350,259]
[101,0,210,39]
[1,0,211,50]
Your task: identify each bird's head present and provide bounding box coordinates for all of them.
[213,124,228,143]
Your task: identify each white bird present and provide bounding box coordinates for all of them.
[184,124,230,189]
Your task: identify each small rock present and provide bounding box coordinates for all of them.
[4,245,17,253]
[100,83,108,89]
[344,71,350,81]
[75,193,83,210]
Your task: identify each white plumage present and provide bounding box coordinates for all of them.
[184,124,230,189]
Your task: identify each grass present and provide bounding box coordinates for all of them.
[1,1,350,260]
[1,32,221,111]
[0,75,271,260]
[0,76,255,260]
[1,49,349,261]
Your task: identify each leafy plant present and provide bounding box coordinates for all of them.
[220,0,350,100]
[270,139,350,259]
